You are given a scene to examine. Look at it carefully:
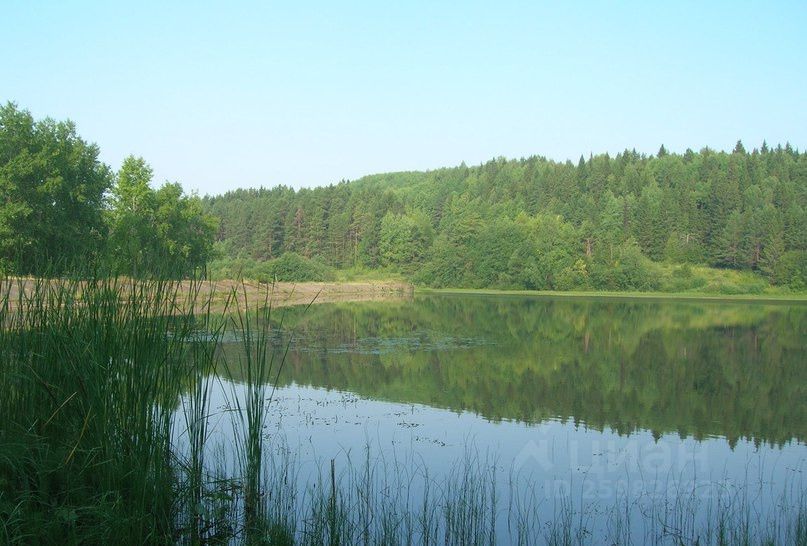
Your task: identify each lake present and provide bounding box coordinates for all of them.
[190,293,807,544]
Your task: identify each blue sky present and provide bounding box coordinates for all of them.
[3,1,805,195]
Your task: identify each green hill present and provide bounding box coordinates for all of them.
[205,145,807,292]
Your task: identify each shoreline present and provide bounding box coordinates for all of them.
[4,277,806,309]
[416,286,807,304]
[0,278,415,312]
[200,279,415,308]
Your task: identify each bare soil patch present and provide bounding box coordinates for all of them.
[1,278,414,313]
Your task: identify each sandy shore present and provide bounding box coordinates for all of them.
[191,279,414,310]
[1,278,414,313]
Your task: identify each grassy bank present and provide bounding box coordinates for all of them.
[218,259,807,301]
[1,276,804,544]
[417,287,807,304]
[410,262,807,301]
[206,249,807,299]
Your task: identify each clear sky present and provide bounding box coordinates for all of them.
[3,1,805,196]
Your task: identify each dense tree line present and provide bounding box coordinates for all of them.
[206,143,807,290]
[0,103,216,277]
[4,101,803,289]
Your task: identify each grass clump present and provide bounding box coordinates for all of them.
[0,277,202,543]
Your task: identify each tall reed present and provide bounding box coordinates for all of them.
[0,276,206,542]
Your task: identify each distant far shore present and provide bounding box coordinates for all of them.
[4,278,806,312]
[417,286,807,304]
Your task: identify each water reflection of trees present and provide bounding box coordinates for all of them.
[218,296,807,447]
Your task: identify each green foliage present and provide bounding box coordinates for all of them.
[702,270,768,294]
[4,102,804,290]
[207,142,806,292]
[507,213,577,290]
[107,156,218,278]
[774,250,807,290]
[661,263,706,291]
[378,210,433,271]
[257,252,335,282]
[412,234,466,287]
[0,278,210,542]
[0,102,111,274]
[209,252,335,283]
[589,240,660,290]
[0,104,217,279]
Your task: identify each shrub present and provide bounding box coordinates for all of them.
[588,242,659,291]
[774,251,807,290]
[255,253,335,283]
[206,254,335,283]
[661,275,706,293]
[672,264,693,279]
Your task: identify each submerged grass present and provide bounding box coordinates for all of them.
[0,274,804,544]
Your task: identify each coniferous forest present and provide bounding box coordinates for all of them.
[2,102,806,292]
[206,143,807,292]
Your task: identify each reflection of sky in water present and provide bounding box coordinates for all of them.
[174,296,807,541]
[180,379,806,542]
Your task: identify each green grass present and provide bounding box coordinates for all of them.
[417,286,807,303]
[201,253,806,300]
[1,275,804,544]
[326,261,807,300]
[333,266,409,283]
[337,260,807,299]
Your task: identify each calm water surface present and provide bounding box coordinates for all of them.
[195,294,807,540]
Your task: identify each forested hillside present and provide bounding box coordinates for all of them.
[206,144,807,291]
[3,101,805,291]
